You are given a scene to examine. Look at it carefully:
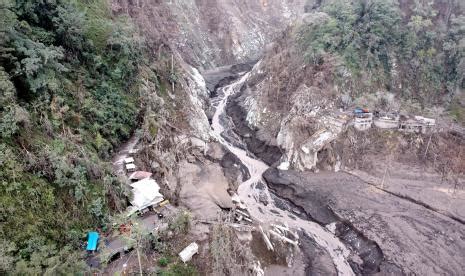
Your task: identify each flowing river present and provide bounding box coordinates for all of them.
[210,68,355,276]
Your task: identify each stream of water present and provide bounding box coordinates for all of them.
[210,69,355,276]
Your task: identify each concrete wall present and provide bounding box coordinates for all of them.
[373,118,399,129]
[354,117,373,131]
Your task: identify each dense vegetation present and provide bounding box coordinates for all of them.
[298,0,465,112]
[0,0,151,272]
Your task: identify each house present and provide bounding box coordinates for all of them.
[179,242,199,263]
[127,178,164,216]
[125,163,136,172]
[124,157,136,172]
[353,112,373,131]
[414,116,436,127]
[124,157,135,164]
[399,116,435,134]
[373,112,399,129]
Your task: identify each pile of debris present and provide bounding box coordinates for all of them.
[259,223,299,251]
[232,194,253,224]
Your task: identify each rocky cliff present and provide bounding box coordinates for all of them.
[111,0,307,68]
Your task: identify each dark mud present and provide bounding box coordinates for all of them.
[204,64,464,275]
[203,61,283,165]
[202,61,256,96]
[263,168,389,275]
[351,173,465,225]
[225,89,283,165]
[263,168,465,275]
[220,150,251,188]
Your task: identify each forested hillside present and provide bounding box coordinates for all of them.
[298,0,465,114]
[0,0,153,272]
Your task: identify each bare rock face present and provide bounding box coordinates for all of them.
[112,0,308,68]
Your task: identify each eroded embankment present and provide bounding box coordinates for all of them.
[218,72,386,274]
[211,68,356,276]
[263,168,385,275]
[225,88,283,165]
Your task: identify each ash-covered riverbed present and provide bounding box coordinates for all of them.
[209,64,355,276]
[206,63,465,275]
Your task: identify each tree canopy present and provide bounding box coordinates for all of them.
[0,0,152,272]
[297,0,465,108]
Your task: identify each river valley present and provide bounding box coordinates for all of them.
[210,65,355,275]
[205,63,465,275]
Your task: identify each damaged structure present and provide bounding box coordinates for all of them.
[373,112,400,129]
[259,223,299,251]
[127,178,164,216]
[399,116,436,134]
[350,108,435,134]
[353,111,373,131]
[232,194,253,223]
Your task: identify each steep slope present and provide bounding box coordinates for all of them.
[228,0,465,172]
[0,0,214,273]
[2,0,463,274]
[221,0,465,274]
[111,0,307,68]
[0,1,150,272]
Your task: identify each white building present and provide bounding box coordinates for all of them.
[127,178,164,216]
[353,113,373,131]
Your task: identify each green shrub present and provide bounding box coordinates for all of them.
[297,0,465,105]
[0,0,153,272]
[158,257,169,267]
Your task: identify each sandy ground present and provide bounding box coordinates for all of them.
[177,160,234,220]
[265,169,465,275]
[348,161,465,223]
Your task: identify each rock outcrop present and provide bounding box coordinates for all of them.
[112,0,307,68]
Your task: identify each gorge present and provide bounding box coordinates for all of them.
[1,0,464,275]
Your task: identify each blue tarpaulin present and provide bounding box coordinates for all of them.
[354,107,369,114]
[86,232,99,251]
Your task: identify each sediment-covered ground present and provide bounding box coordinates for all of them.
[264,168,465,275]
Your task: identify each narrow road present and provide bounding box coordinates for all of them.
[111,132,141,176]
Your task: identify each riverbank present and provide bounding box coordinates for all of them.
[209,67,357,275]
[263,168,465,275]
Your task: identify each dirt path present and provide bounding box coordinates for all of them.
[111,132,141,177]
